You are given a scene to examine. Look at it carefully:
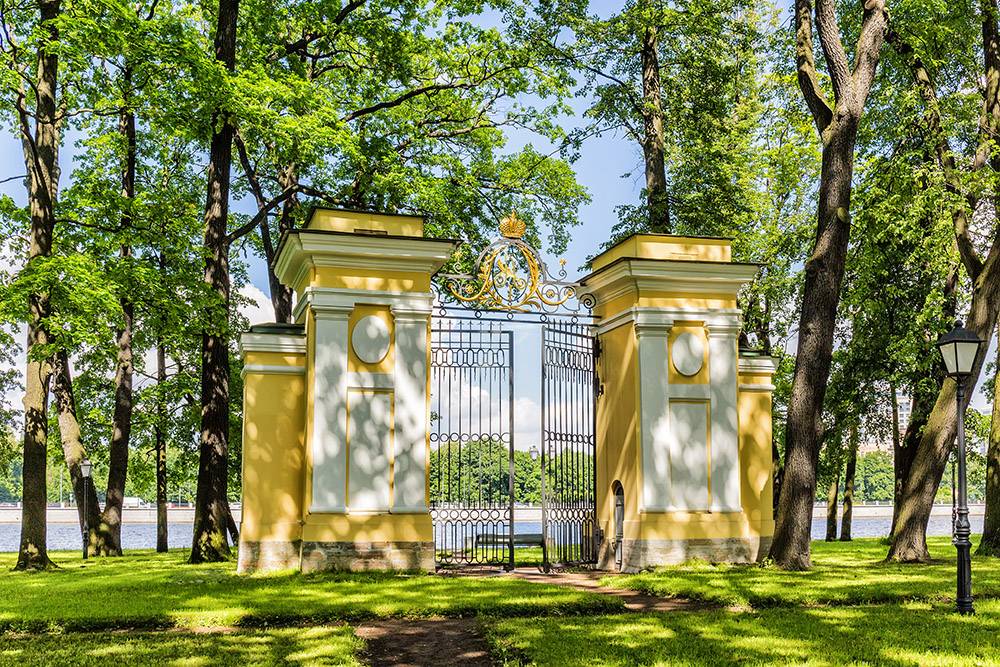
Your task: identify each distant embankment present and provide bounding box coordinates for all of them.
[0,507,243,524]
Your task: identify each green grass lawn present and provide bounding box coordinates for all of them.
[4,538,1000,666]
[0,550,621,632]
[0,625,362,666]
[601,536,1000,608]
[488,600,1000,666]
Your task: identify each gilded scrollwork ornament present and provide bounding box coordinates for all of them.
[440,212,594,313]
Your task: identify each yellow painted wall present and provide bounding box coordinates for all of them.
[596,321,642,542]
[737,380,775,535]
[241,358,307,543]
[310,266,431,293]
[591,234,732,270]
[307,208,424,237]
[302,513,433,543]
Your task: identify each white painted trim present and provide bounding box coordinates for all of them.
[293,287,434,323]
[239,332,307,355]
[309,506,348,514]
[347,390,393,513]
[393,312,431,513]
[738,356,778,375]
[582,258,760,306]
[309,308,351,515]
[708,331,741,512]
[637,327,671,512]
[241,364,306,378]
[598,306,743,336]
[389,506,430,514]
[667,384,711,400]
[739,383,776,392]
[346,372,394,389]
[274,232,456,290]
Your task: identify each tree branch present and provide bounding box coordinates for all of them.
[851,0,889,100]
[814,0,853,105]
[794,0,834,131]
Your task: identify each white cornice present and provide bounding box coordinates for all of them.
[274,231,458,289]
[239,332,307,356]
[581,258,760,305]
[597,306,743,336]
[738,356,778,376]
[292,287,435,323]
[241,364,307,378]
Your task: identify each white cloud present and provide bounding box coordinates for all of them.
[237,283,274,327]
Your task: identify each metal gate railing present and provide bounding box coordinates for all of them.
[541,320,599,567]
[429,321,514,568]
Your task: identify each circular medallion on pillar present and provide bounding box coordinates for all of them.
[671,332,704,376]
[352,315,391,364]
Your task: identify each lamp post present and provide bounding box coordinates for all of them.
[936,320,984,615]
[80,458,92,560]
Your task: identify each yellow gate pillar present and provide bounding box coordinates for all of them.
[238,208,456,573]
[581,234,777,571]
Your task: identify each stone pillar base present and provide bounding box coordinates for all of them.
[600,536,772,573]
[300,541,435,572]
[238,540,302,574]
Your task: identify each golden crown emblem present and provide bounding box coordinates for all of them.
[499,211,527,239]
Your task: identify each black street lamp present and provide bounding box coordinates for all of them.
[936,320,985,615]
[80,458,92,560]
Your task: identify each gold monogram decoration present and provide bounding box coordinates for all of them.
[441,213,593,313]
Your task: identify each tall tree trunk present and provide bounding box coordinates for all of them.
[840,428,858,541]
[770,118,858,569]
[888,262,1000,561]
[156,337,168,553]
[190,0,239,564]
[99,81,137,557]
[892,383,936,537]
[640,25,669,233]
[52,352,102,550]
[977,326,1000,555]
[772,439,784,514]
[825,468,839,541]
[269,165,297,322]
[15,0,62,571]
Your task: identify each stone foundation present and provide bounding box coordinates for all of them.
[238,540,302,574]
[599,536,772,573]
[300,540,435,572]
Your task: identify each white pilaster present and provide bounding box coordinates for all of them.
[391,305,432,513]
[708,321,742,512]
[636,318,671,512]
[310,305,352,513]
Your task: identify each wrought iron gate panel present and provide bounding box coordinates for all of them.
[541,320,599,566]
[429,321,514,568]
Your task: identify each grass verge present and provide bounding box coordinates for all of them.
[601,536,1000,608]
[487,600,1000,666]
[0,550,621,632]
[0,625,362,666]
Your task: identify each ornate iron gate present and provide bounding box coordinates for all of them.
[541,320,599,566]
[429,212,599,569]
[429,322,515,568]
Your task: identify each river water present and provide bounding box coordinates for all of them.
[0,513,983,553]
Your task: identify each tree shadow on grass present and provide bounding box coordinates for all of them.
[488,602,1000,666]
[0,625,362,667]
[0,550,622,632]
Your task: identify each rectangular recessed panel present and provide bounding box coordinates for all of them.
[668,400,710,511]
[348,389,392,512]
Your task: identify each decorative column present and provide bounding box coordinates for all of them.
[581,234,776,571]
[238,207,456,573]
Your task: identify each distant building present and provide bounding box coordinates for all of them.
[858,389,911,454]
